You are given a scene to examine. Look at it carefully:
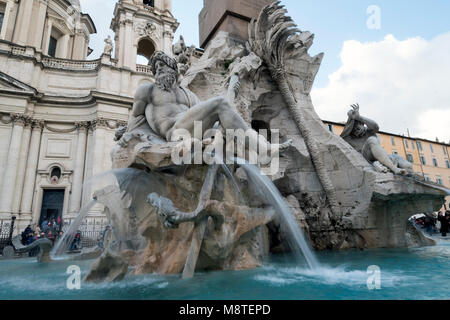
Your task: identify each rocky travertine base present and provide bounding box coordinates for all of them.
[181,31,447,251]
[89,137,277,279]
[84,250,129,283]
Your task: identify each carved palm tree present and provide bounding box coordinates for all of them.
[248,1,340,219]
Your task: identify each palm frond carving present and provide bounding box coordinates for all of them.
[248,1,341,220]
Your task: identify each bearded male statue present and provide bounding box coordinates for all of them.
[127,51,290,162]
[341,104,413,175]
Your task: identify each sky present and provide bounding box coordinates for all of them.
[79,0,450,142]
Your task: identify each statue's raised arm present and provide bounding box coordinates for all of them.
[346,103,379,134]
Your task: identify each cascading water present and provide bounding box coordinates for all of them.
[51,200,97,259]
[51,168,153,259]
[238,162,320,269]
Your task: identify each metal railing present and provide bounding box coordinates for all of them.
[61,218,109,249]
[0,219,14,254]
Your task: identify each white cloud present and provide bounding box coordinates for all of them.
[311,32,450,143]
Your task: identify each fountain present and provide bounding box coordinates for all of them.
[46,2,448,287]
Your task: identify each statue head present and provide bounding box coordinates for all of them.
[150,51,179,91]
[351,121,367,138]
[341,118,367,139]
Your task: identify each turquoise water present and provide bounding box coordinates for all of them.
[1,243,449,300]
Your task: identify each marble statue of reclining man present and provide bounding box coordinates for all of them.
[341,104,413,175]
[126,51,291,163]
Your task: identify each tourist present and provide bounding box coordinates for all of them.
[424,216,434,235]
[69,231,82,251]
[438,211,449,237]
[41,219,48,232]
[27,232,34,245]
[51,218,57,232]
[57,216,62,232]
[98,226,111,249]
[21,225,33,245]
[47,231,55,245]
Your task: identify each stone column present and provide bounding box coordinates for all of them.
[163,30,174,55]
[117,20,126,67]
[88,119,108,216]
[42,19,53,55]
[20,120,44,216]
[122,16,134,69]
[57,34,70,59]
[12,117,33,214]
[32,0,48,49]
[82,125,94,207]
[14,0,34,45]
[69,122,89,214]
[165,0,172,12]
[0,114,26,215]
[72,30,86,60]
[0,0,14,40]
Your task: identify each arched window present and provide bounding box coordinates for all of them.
[136,38,155,65]
[50,167,62,180]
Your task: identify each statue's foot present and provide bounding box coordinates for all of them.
[392,168,407,176]
[373,161,389,173]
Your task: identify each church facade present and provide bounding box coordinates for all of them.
[0,0,178,233]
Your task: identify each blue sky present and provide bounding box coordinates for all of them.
[173,0,450,88]
[80,0,450,141]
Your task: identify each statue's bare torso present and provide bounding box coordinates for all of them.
[132,83,199,140]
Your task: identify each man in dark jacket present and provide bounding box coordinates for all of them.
[438,211,449,237]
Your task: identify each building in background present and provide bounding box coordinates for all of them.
[0,0,177,234]
[326,121,450,209]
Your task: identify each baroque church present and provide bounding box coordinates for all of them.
[0,0,179,233]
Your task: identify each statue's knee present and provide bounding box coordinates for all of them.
[211,96,226,105]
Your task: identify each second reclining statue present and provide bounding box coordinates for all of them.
[341,104,413,175]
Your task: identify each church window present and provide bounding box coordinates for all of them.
[50,167,62,180]
[0,12,4,34]
[143,0,155,7]
[48,36,57,57]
